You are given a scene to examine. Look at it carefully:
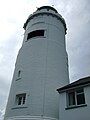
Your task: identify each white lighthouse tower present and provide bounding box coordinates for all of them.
[4,6,69,120]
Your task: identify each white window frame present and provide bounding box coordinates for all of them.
[67,88,85,107]
[15,93,26,106]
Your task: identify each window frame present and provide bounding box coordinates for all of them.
[15,93,26,106]
[27,29,45,40]
[67,87,86,108]
[16,70,22,81]
[18,70,21,78]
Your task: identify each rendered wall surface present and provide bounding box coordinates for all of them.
[59,86,90,120]
[4,6,69,120]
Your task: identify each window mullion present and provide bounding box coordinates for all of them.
[75,91,77,105]
[21,97,23,105]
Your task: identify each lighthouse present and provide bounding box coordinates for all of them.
[4,6,69,120]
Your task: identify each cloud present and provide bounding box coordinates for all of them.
[0,77,10,109]
[49,0,90,81]
[65,0,90,81]
[0,109,5,120]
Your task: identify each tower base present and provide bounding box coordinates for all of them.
[5,116,58,120]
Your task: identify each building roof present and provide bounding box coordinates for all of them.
[23,6,67,34]
[57,76,90,93]
[37,6,58,13]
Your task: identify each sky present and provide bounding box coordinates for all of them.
[0,0,90,119]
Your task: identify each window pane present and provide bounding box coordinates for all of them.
[23,96,26,104]
[18,97,22,105]
[18,70,21,77]
[68,92,75,106]
[77,93,85,105]
[76,88,84,93]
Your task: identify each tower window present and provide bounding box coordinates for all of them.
[27,30,45,40]
[15,93,26,105]
[67,88,85,107]
[18,70,21,78]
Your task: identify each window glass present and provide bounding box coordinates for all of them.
[76,88,84,93]
[18,96,22,105]
[77,93,85,105]
[18,70,21,78]
[68,92,75,106]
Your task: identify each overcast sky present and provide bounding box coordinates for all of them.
[0,0,90,119]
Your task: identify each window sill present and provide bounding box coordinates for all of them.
[12,106,28,110]
[65,104,87,110]
[16,78,21,81]
[26,36,46,42]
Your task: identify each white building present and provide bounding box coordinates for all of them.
[57,76,90,120]
[4,5,89,120]
[4,6,69,120]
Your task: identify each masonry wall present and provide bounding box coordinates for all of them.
[4,7,69,120]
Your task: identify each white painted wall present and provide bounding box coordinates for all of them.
[4,6,69,120]
[58,86,90,120]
